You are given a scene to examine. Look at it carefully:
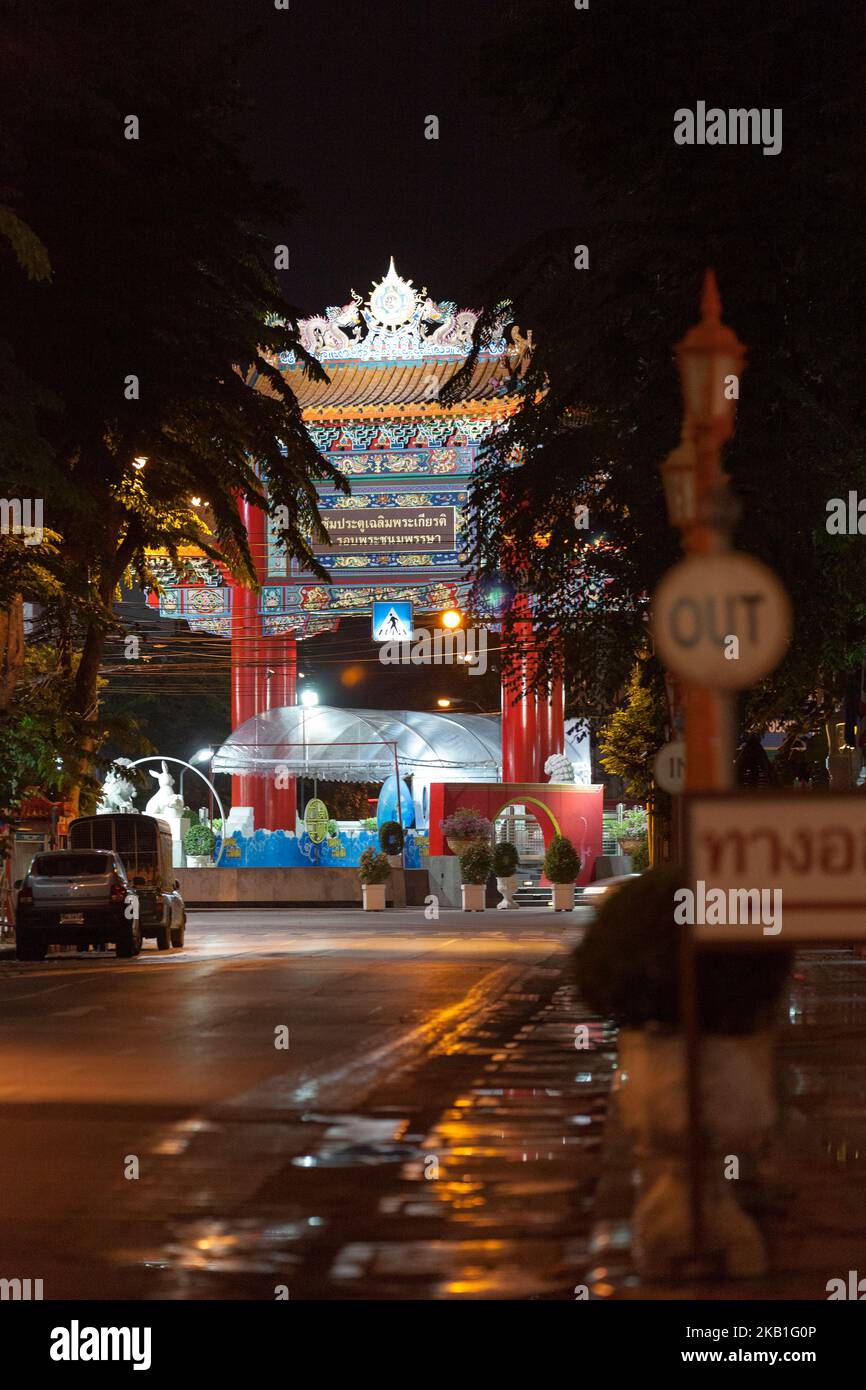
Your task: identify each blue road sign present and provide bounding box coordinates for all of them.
[372,601,413,642]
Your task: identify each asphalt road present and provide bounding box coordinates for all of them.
[0,907,593,1299]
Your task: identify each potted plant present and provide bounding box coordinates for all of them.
[358,847,390,910]
[441,808,492,858]
[630,838,650,871]
[543,834,580,911]
[459,841,493,911]
[573,865,792,1279]
[184,822,215,867]
[378,819,404,868]
[492,841,519,909]
[615,805,648,857]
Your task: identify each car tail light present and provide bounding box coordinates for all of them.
[109,874,127,904]
[17,883,33,907]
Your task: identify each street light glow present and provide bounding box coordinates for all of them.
[441,608,462,629]
[300,688,319,707]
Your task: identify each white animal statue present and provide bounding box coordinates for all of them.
[544,752,575,784]
[97,758,137,815]
[144,761,185,832]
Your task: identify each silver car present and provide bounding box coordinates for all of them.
[14,849,141,960]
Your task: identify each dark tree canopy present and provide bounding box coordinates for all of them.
[457,0,866,732]
[0,0,346,803]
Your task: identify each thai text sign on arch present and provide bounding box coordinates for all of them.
[686,794,866,942]
[313,506,457,554]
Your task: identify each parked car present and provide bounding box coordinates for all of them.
[68,815,185,950]
[14,849,141,960]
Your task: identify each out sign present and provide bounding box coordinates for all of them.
[651,553,791,690]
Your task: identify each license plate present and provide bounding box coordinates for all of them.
[60,913,85,925]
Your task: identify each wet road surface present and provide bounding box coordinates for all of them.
[0,908,614,1299]
[587,948,866,1300]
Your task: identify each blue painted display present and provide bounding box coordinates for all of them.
[213,827,428,869]
[376,774,416,830]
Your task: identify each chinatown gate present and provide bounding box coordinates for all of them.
[147,261,579,847]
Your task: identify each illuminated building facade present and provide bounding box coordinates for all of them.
[148,261,562,828]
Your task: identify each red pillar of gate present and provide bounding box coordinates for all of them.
[230,578,260,811]
[502,597,539,781]
[230,498,268,825]
[260,634,297,831]
[546,670,565,762]
[501,599,565,782]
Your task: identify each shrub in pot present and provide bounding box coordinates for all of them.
[459,841,493,912]
[492,841,519,910]
[615,805,649,857]
[379,819,404,866]
[184,822,215,867]
[573,865,792,1278]
[630,837,650,872]
[358,847,390,911]
[543,834,580,911]
[441,808,492,858]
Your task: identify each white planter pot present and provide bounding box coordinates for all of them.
[186,854,211,868]
[461,883,486,912]
[362,882,387,911]
[496,875,518,910]
[616,1028,776,1279]
[551,882,575,912]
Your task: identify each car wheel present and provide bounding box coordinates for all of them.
[170,916,185,949]
[116,918,142,959]
[15,931,46,962]
[156,916,172,951]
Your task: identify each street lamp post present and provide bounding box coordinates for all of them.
[661,271,746,1264]
[299,688,318,810]
[180,746,214,814]
[666,270,746,794]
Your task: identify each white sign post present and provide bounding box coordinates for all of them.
[652,552,792,1271]
[654,739,686,794]
[651,552,792,689]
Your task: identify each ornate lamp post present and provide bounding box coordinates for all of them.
[660,437,698,531]
[670,271,747,791]
[676,269,746,555]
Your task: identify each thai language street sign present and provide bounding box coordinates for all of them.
[651,552,791,689]
[686,793,866,941]
[313,506,456,554]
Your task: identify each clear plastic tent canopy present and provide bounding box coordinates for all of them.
[212,706,502,783]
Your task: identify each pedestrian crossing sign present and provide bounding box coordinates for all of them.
[372,601,413,642]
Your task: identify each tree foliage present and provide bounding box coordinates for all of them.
[598,656,669,799]
[0,1,346,803]
[457,0,866,732]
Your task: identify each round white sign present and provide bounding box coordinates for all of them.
[651,553,791,690]
[653,740,686,794]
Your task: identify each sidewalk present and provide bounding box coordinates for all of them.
[587,947,866,1300]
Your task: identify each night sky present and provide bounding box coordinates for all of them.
[120,2,580,746]
[225,1,579,315]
